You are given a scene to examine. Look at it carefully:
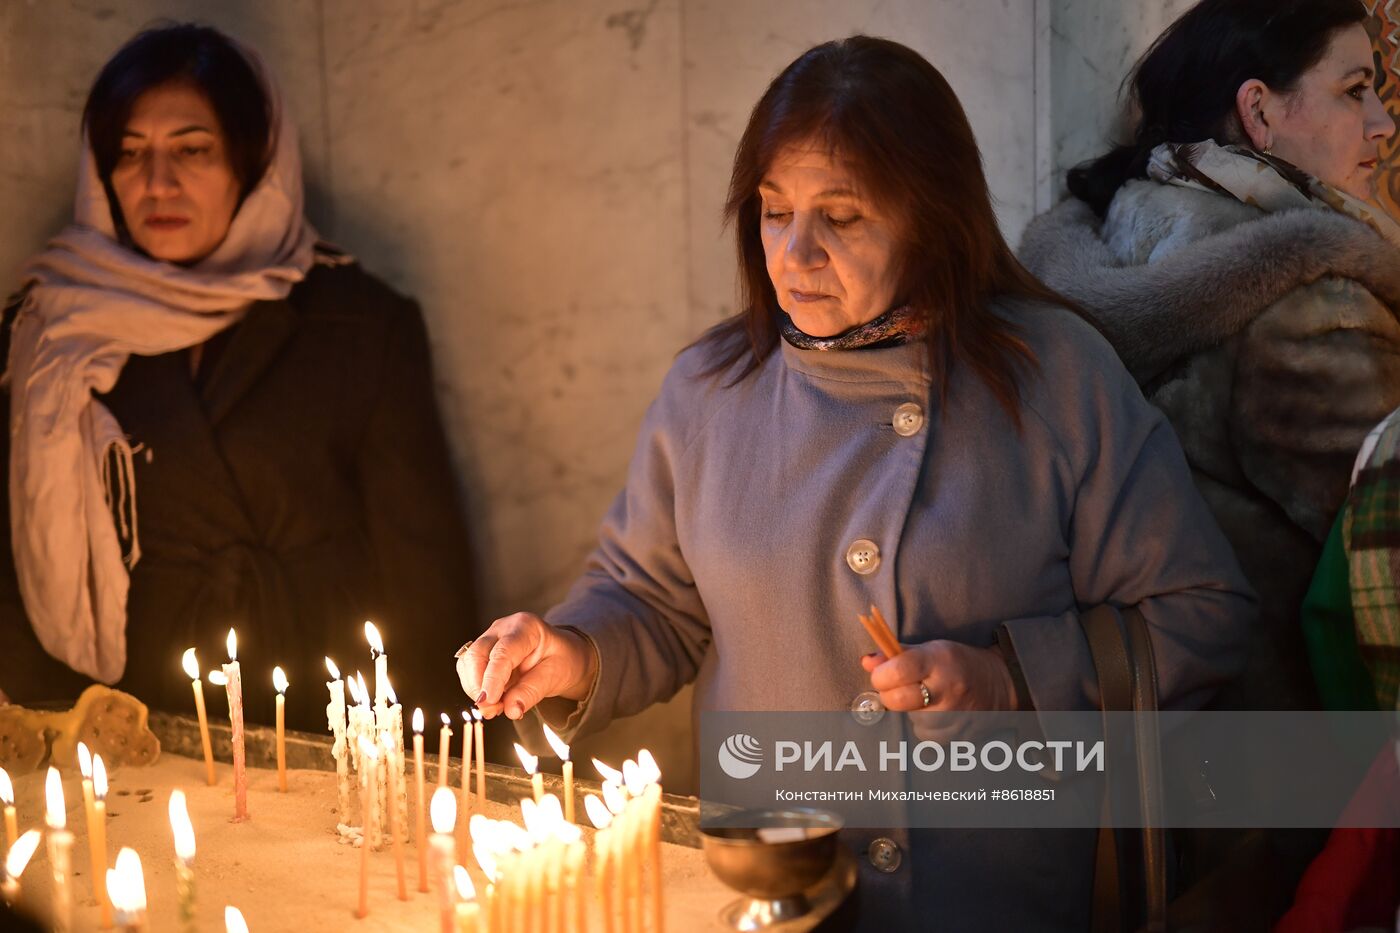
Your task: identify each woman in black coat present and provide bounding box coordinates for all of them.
[0,24,475,730]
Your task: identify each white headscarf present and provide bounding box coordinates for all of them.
[8,44,320,682]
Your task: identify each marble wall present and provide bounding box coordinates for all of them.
[1,0,1163,789]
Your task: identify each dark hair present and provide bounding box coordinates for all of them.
[82,24,273,229]
[1068,0,1367,216]
[697,36,1075,424]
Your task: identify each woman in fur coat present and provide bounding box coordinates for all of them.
[1021,0,1400,712]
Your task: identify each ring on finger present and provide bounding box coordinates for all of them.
[919,683,932,708]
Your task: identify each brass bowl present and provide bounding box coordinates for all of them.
[699,808,844,930]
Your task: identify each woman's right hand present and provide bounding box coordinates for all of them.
[455,612,598,720]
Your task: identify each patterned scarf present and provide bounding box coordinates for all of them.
[1344,411,1400,711]
[779,304,926,351]
[1146,140,1400,251]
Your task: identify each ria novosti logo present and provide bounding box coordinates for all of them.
[717,733,764,779]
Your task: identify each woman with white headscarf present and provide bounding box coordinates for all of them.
[0,24,476,728]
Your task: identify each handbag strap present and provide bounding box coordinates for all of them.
[1080,604,1168,932]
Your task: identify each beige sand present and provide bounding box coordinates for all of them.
[6,754,734,931]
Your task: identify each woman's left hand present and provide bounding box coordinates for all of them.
[861,639,1018,720]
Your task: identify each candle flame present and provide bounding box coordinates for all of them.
[182,647,200,680]
[4,829,40,879]
[225,906,250,933]
[169,790,196,861]
[430,787,457,834]
[513,743,538,775]
[471,708,482,722]
[519,797,540,837]
[453,864,476,900]
[208,670,228,687]
[77,742,92,779]
[226,628,237,661]
[541,723,570,762]
[325,656,341,681]
[273,666,289,695]
[364,620,384,656]
[346,673,363,705]
[355,672,370,707]
[412,708,424,733]
[44,767,65,829]
[472,840,498,882]
[539,793,563,827]
[462,710,471,723]
[638,748,661,784]
[623,759,646,797]
[440,712,451,729]
[584,794,613,829]
[0,767,11,806]
[601,780,626,816]
[591,758,622,784]
[107,847,147,913]
[93,755,108,800]
[384,677,397,706]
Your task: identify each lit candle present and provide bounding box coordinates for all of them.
[437,714,452,790]
[182,648,217,786]
[224,906,249,933]
[91,755,112,929]
[326,657,351,822]
[44,767,73,932]
[623,761,646,933]
[385,680,407,849]
[1,829,40,906]
[519,798,544,932]
[0,768,16,857]
[568,833,588,933]
[460,710,473,812]
[77,742,95,828]
[585,794,616,933]
[543,725,574,824]
[413,708,429,894]
[601,780,629,933]
[107,847,146,933]
[356,736,378,919]
[638,750,664,933]
[514,744,543,804]
[273,666,289,793]
[385,738,408,901]
[471,818,502,933]
[353,676,381,850]
[221,628,248,822]
[472,709,486,808]
[430,788,457,933]
[453,865,480,933]
[365,620,388,710]
[169,789,196,931]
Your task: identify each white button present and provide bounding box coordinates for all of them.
[845,539,880,575]
[893,402,924,437]
[868,837,902,872]
[850,691,885,726]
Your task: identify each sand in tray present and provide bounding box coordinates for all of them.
[6,754,729,931]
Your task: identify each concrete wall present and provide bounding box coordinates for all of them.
[2,0,1163,790]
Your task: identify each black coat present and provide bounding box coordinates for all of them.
[0,260,477,730]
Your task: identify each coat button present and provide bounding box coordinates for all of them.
[868,837,902,873]
[850,691,885,726]
[892,402,924,436]
[845,539,880,575]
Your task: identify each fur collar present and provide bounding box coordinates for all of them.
[1018,180,1400,384]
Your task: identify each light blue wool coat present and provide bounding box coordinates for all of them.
[547,300,1254,931]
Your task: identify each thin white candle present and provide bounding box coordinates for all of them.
[365,621,388,709]
[222,628,248,821]
[90,754,112,928]
[472,709,486,807]
[414,708,429,894]
[45,766,73,933]
[182,648,217,785]
[438,713,453,789]
[326,657,350,822]
[170,789,196,931]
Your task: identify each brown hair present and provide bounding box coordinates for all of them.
[697,36,1078,424]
